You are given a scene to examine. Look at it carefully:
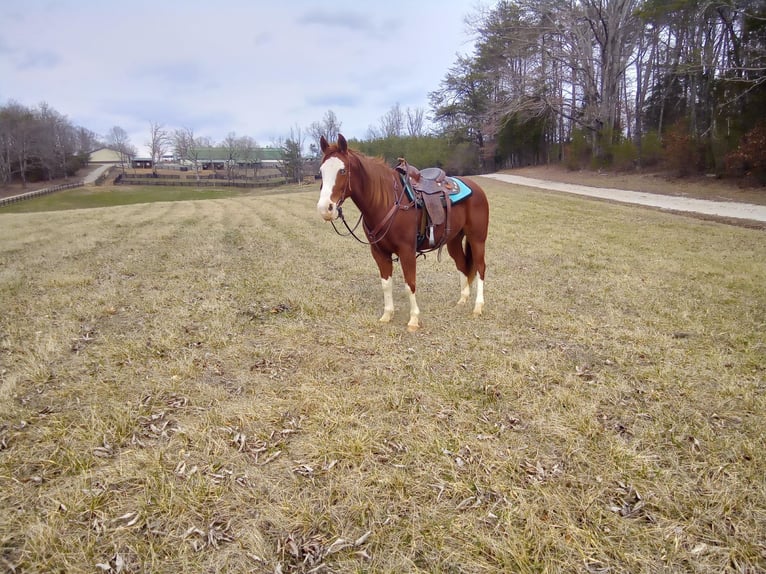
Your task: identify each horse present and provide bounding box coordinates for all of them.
[316,134,489,332]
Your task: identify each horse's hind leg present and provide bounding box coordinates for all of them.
[447,232,472,306]
[468,238,486,316]
[448,232,486,316]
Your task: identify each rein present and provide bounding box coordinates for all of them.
[331,208,365,242]
[331,163,413,246]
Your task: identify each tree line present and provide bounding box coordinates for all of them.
[427,0,766,180]
[0,101,99,188]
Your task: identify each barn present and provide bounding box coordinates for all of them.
[89,147,127,164]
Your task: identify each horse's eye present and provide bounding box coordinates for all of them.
[339,169,347,175]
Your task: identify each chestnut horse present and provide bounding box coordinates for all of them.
[316,134,489,331]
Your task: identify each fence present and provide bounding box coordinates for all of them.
[0,181,85,208]
[114,175,286,188]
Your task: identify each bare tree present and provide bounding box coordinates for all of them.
[75,127,99,156]
[308,110,342,155]
[583,0,641,149]
[406,107,426,137]
[379,103,404,138]
[5,102,35,188]
[36,103,62,182]
[0,101,100,186]
[147,121,169,175]
[365,125,382,140]
[173,127,203,182]
[0,109,12,185]
[107,126,135,174]
[236,135,259,177]
[223,132,241,181]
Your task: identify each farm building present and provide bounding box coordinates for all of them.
[89,147,130,164]
[192,147,284,170]
[131,158,154,169]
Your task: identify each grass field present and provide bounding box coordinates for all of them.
[1,179,764,573]
[0,184,283,213]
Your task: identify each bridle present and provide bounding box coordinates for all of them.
[326,154,363,241]
[325,154,414,246]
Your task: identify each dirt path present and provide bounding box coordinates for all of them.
[483,172,766,226]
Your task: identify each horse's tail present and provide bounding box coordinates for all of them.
[464,237,476,284]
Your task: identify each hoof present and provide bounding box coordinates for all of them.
[379,312,393,323]
[473,303,484,316]
[457,297,468,306]
[407,323,419,333]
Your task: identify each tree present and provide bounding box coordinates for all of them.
[0,101,91,185]
[583,0,641,154]
[406,107,426,137]
[223,132,241,181]
[5,102,36,188]
[75,127,99,157]
[173,127,203,182]
[429,54,492,169]
[379,103,405,138]
[280,126,304,183]
[147,122,169,175]
[0,106,14,185]
[448,0,766,174]
[236,135,259,177]
[308,110,342,155]
[106,126,135,174]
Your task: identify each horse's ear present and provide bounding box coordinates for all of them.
[337,134,347,153]
[320,136,329,153]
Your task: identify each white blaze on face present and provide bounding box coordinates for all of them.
[317,156,345,221]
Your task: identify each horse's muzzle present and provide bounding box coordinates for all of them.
[317,200,338,221]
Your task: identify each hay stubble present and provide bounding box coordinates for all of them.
[1,182,764,572]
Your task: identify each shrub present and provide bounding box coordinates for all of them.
[662,121,702,176]
[725,122,766,184]
[638,131,663,167]
[564,129,591,171]
[611,138,638,171]
[445,142,480,175]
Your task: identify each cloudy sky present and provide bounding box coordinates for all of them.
[1,0,479,154]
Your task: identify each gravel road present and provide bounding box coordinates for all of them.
[483,173,766,224]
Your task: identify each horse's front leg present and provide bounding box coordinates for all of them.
[371,247,395,323]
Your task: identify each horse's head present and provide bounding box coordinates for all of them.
[317,134,351,221]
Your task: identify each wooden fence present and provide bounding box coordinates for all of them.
[114,175,286,188]
[0,181,85,208]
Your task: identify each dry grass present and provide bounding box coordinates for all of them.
[1,179,764,573]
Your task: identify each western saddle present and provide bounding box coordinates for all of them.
[395,158,456,249]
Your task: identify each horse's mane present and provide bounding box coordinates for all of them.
[347,149,396,213]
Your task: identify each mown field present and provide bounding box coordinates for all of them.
[0,184,268,213]
[0,179,764,573]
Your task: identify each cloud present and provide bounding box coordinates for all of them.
[305,92,364,109]
[2,0,474,152]
[297,9,378,34]
[17,49,61,70]
[130,60,219,93]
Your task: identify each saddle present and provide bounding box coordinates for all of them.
[396,158,456,248]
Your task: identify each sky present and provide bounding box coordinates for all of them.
[0,0,480,155]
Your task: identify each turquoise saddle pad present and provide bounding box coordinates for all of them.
[449,177,472,203]
[404,176,473,204]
